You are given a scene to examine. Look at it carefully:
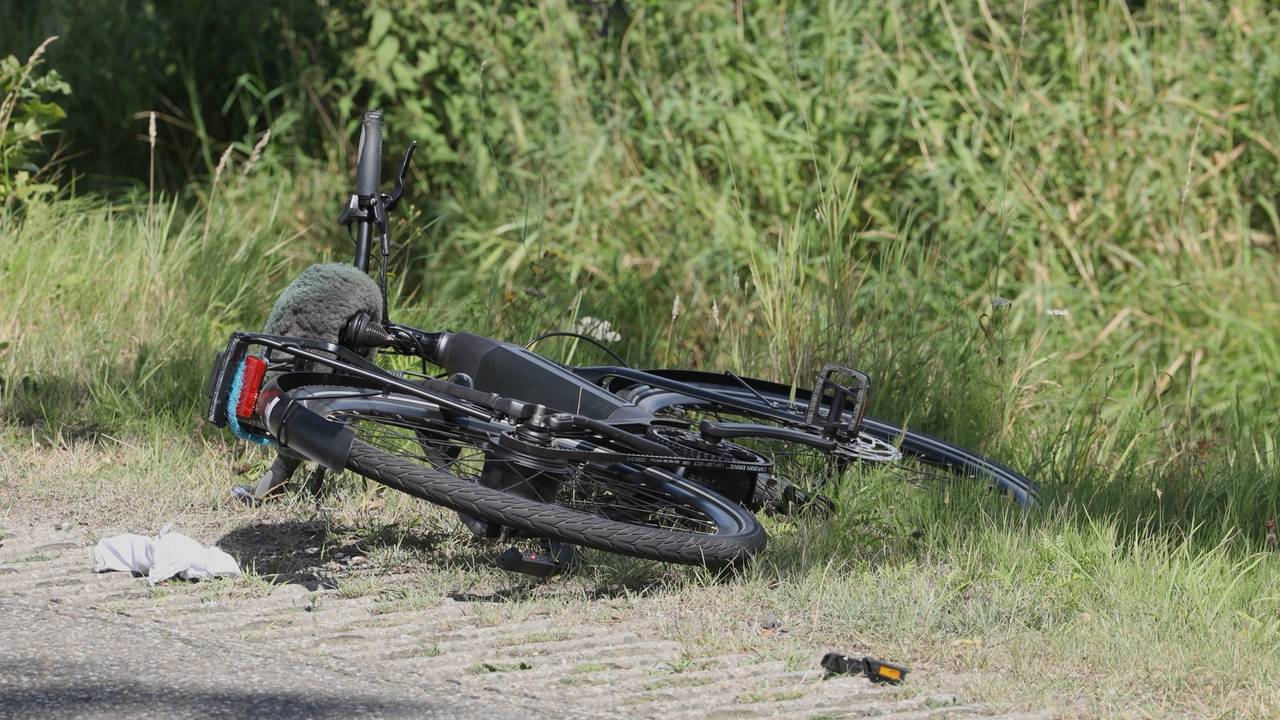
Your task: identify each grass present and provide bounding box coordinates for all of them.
[2,428,1278,715]
[2,1,1280,717]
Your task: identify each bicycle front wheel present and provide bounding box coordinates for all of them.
[282,384,767,568]
[620,380,1036,506]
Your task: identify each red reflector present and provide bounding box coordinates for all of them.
[236,355,268,419]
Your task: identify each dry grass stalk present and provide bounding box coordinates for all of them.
[201,144,237,245]
[147,111,157,222]
[242,130,271,176]
[0,36,58,139]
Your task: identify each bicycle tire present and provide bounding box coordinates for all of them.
[622,381,1037,505]
[285,384,767,567]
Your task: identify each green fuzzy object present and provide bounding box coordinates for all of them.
[263,263,383,344]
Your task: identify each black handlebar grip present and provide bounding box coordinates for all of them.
[355,110,384,197]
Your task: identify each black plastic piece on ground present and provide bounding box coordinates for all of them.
[495,542,574,578]
[821,653,909,685]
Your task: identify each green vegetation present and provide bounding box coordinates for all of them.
[1,1,1278,716]
[0,36,68,202]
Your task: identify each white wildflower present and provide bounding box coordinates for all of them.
[1046,307,1070,318]
[574,316,621,343]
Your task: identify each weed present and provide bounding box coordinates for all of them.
[469,661,533,674]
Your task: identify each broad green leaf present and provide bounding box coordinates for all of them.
[369,9,393,47]
[375,35,400,73]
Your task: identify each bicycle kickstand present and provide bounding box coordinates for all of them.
[232,452,301,505]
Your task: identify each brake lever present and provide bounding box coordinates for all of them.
[384,141,418,212]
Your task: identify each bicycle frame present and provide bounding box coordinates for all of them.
[573,366,817,427]
[206,329,784,485]
[383,328,849,452]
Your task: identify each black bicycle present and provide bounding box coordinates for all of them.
[206,111,1034,574]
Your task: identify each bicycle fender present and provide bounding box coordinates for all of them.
[263,395,354,472]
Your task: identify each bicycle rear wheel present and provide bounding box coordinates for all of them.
[283,384,766,567]
[620,381,1036,506]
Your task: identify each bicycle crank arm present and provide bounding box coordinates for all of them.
[697,420,837,450]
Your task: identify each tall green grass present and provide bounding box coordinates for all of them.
[3,0,1277,530]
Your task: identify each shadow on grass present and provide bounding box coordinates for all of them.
[216,519,450,590]
[216,514,719,601]
[0,374,106,443]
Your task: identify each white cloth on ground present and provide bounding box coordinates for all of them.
[93,525,241,584]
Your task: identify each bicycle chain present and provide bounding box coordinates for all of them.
[643,426,773,471]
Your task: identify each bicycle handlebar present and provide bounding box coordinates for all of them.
[355,110,384,197]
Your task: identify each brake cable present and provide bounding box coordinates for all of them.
[526,331,630,367]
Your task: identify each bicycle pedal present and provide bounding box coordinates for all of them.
[821,653,909,685]
[806,364,869,439]
[495,547,563,578]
